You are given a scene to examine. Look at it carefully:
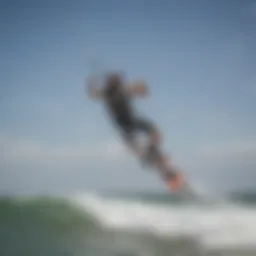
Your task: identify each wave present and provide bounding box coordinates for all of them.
[1,191,256,256]
[73,192,256,248]
[0,196,98,233]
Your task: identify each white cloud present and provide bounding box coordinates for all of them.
[1,133,256,192]
[195,139,256,166]
[166,138,256,180]
[0,133,127,168]
[0,133,144,193]
[2,133,256,170]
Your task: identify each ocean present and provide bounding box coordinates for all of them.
[1,190,256,256]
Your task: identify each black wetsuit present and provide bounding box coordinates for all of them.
[103,84,154,142]
[103,83,171,172]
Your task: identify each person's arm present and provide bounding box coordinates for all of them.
[86,76,104,100]
[126,80,149,97]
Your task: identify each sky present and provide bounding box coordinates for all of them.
[0,0,256,195]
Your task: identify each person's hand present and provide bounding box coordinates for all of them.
[129,80,148,97]
[86,76,103,99]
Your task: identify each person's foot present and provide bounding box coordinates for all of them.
[165,171,185,191]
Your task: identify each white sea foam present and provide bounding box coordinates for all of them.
[72,193,256,249]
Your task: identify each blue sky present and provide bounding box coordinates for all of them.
[1,0,256,194]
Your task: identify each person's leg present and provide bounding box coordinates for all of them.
[124,134,144,157]
[117,116,163,164]
[120,118,185,191]
[133,117,163,163]
[134,117,161,146]
[118,124,145,158]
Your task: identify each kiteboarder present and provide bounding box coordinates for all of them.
[86,72,184,191]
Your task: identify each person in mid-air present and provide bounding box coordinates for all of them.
[86,72,184,191]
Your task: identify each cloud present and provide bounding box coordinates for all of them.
[197,139,256,160]
[0,133,127,169]
[2,133,256,169]
[168,138,256,185]
[1,133,256,192]
[176,138,256,191]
